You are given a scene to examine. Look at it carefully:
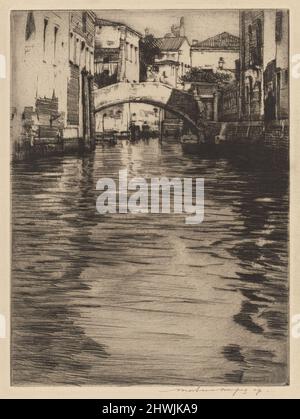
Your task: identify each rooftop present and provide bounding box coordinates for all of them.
[192,32,240,50]
[95,17,142,38]
[154,36,189,52]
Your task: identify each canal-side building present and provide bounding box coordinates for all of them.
[239,9,289,122]
[146,35,191,89]
[191,32,240,74]
[263,10,289,121]
[218,10,289,122]
[11,10,96,159]
[140,18,191,136]
[94,18,144,134]
[68,11,96,144]
[217,10,289,150]
[149,35,191,135]
[140,18,191,89]
[94,17,142,85]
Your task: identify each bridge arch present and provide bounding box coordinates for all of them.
[93,82,205,133]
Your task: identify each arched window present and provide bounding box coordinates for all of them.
[43,19,48,55]
[69,33,74,62]
[130,45,133,62]
[54,26,59,63]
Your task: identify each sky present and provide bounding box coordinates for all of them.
[95,10,240,42]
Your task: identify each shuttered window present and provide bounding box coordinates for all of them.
[67,63,80,125]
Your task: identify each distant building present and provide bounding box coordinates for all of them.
[239,10,289,121]
[11,10,96,158]
[94,18,149,134]
[141,17,191,89]
[94,18,142,85]
[149,36,191,89]
[191,32,240,73]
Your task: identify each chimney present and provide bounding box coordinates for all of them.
[180,17,185,37]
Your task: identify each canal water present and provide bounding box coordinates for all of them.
[11,138,289,386]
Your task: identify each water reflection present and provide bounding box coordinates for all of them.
[12,138,289,385]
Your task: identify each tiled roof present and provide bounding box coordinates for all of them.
[95,17,142,38]
[155,36,188,51]
[192,32,240,50]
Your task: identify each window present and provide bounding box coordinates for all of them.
[256,19,263,64]
[90,52,94,74]
[130,45,133,62]
[256,19,263,47]
[285,69,289,84]
[75,38,80,65]
[54,26,59,63]
[82,12,87,33]
[69,33,74,63]
[43,19,48,58]
[245,86,249,103]
[248,25,252,45]
[85,47,89,69]
[125,42,129,60]
[80,41,85,67]
[257,81,262,103]
[88,51,92,73]
[25,11,36,41]
[135,47,138,64]
[276,11,283,42]
[235,59,240,81]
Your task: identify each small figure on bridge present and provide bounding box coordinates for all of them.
[142,121,151,139]
[129,121,140,141]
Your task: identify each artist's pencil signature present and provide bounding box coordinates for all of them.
[162,387,265,398]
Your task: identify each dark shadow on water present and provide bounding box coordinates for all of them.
[12,152,110,386]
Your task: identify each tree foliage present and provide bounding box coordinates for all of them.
[181,68,232,85]
[139,34,160,82]
[94,71,118,89]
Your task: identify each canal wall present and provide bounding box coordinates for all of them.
[207,120,289,151]
[12,137,95,162]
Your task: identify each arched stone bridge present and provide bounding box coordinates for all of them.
[93,82,205,133]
